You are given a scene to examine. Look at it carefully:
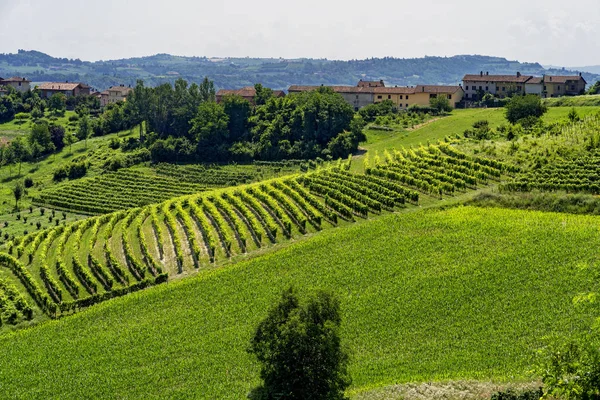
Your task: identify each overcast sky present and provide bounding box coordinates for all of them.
[0,0,598,67]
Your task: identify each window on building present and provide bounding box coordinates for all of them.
[571,85,575,90]
[544,86,547,91]
[355,95,358,99]
[517,86,522,91]
[558,86,561,91]
[485,86,488,91]
[18,82,21,86]
[399,95,403,100]
[447,94,452,100]
[502,87,506,91]
[479,86,482,90]
[472,86,476,90]
[388,95,391,99]
[406,95,409,100]
[377,95,382,99]
[405,104,409,108]
[465,94,469,99]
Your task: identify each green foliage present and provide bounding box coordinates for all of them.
[248,287,350,400]
[222,94,251,141]
[429,95,452,114]
[358,100,397,122]
[587,81,600,95]
[537,340,600,399]
[463,119,494,140]
[505,95,547,124]
[48,93,66,112]
[13,181,24,210]
[490,387,543,400]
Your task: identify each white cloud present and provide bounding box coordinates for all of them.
[0,0,598,66]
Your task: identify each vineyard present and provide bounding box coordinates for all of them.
[503,153,600,194]
[0,143,508,324]
[33,162,302,215]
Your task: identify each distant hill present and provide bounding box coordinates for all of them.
[1,50,598,91]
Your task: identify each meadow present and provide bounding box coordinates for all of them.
[0,206,596,399]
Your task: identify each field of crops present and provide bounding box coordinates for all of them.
[33,162,305,215]
[0,206,596,398]
[0,144,506,323]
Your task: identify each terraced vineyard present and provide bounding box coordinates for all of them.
[34,162,303,215]
[0,144,510,323]
[503,154,600,194]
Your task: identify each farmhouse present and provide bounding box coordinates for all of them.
[463,72,532,100]
[0,76,31,93]
[543,74,587,97]
[216,86,285,105]
[38,82,91,99]
[289,81,464,110]
[463,72,587,99]
[106,85,133,104]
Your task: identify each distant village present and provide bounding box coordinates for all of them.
[0,72,588,111]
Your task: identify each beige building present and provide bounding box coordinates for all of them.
[106,85,133,105]
[543,74,587,97]
[38,82,91,98]
[0,76,31,93]
[289,81,464,110]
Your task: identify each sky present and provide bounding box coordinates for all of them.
[0,0,599,67]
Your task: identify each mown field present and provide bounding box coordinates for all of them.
[0,206,596,399]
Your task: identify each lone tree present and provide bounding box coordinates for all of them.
[505,94,547,124]
[248,287,351,400]
[13,181,24,211]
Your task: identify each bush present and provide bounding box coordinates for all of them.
[52,160,89,182]
[108,137,121,150]
[23,177,34,188]
[505,95,547,124]
[490,388,543,400]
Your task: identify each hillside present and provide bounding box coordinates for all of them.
[0,206,596,398]
[1,50,598,90]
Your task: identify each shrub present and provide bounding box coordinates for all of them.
[505,94,547,124]
[23,177,34,188]
[490,388,543,400]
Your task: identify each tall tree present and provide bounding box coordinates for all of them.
[254,84,274,106]
[199,77,216,102]
[221,94,251,141]
[77,113,92,149]
[9,136,29,176]
[13,181,24,211]
[248,287,351,400]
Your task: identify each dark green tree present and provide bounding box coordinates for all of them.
[9,136,29,176]
[48,93,66,113]
[254,84,274,106]
[199,76,216,102]
[505,94,547,124]
[189,101,229,159]
[13,181,24,211]
[248,287,351,400]
[28,122,55,155]
[222,94,251,141]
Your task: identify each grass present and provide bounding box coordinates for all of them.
[352,106,600,173]
[544,94,600,107]
[0,110,77,141]
[0,206,596,399]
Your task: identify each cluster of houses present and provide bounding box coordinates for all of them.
[0,76,132,107]
[217,72,587,111]
[1,71,589,112]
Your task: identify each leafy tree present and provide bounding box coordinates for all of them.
[63,131,77,154]
[248,287,351,400]
[254,83,274,106]
[199,76,216,102]
[222,94,251,141]
[77,113,92,148]
[587,81,600,95]
[9,136,29,176]
[48,93,66,113]
[28,122,55,155]
[13,181,24,210]
[189,102,229,159]
[505,95,547,124]
[429,95,452,114]
[358,100,396,122]
[49,124,66,150]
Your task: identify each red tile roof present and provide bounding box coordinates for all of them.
[217,86,257,98]
[527,77,543,84]
[1,76,30,83]
[289,85,462,95]
[107,85,133,94]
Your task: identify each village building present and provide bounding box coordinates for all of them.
[0,76,31,93]
[463,72,532,100]
[216,86,285,105]
[38,82,91,99]
[289,81,464,110]
[525,77,544,96]
[543,74,587,97]
[106,85,133,105]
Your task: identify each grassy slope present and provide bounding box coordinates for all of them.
[0,206,597,399]
[353,107,600,173]
[0,110,77,141]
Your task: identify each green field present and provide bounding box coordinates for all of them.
[359,107,600,159]
[0,110,78,141]
[0,206,596,398]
